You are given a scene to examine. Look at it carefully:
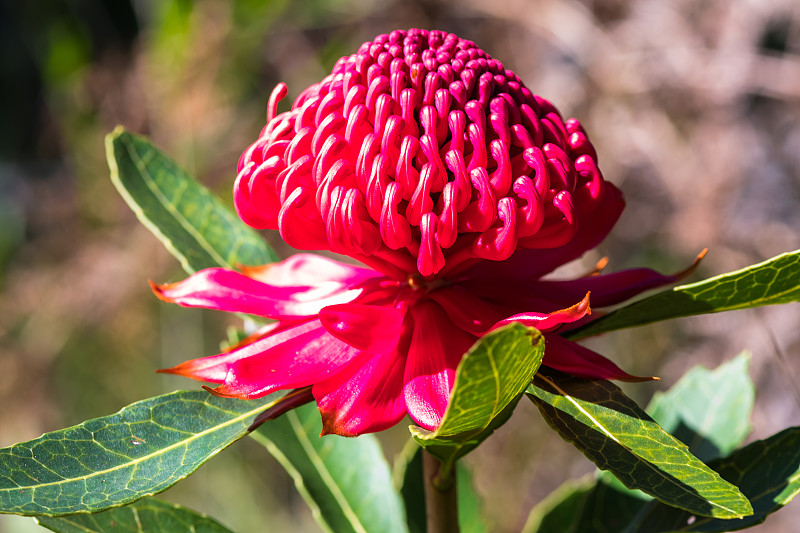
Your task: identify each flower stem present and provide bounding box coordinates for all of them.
[423,450,459,533]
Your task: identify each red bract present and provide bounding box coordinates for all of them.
[154,29,693,436]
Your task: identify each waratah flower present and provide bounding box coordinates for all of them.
[153,29,696,436]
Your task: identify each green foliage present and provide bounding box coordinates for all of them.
[568,250,800,339]
[524,355,800,532]
[36,497,233,533]
[527,372,752,519]
[647,353,754,460]
[250,403,407,533]
[106,128,277,274]
[410,325,545,478]
[394,442,489,533]
[628,427,800,532]
[0,391,284,516]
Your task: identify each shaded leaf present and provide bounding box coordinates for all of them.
[394,442,488,533]
[250,403,408,533]
[523,473,649,533]
[36,497,233,533]
[522,477,593,533]
[456,461,489,533]
[647,352,754,461]
[410,325,544,475]
[627,427,800,532]
[394,440,426,533]
[106,127,277,274]
[0,391,283,516]
[527,372,752,519]
[568,250,800,339]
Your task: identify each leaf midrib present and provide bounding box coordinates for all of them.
[538,375,741,517]
[433,332,536,441]
[3,399,276,494]
[119,133,229,270]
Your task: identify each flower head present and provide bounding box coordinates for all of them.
[233,28,617,280]
[154,29,694,436]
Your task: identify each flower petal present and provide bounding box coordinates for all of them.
[403,301,477,430]
[543,335,654,382]
[428,285,507,336]
[240,253,377,286]
[157,320,299,383]
[151,267,365,319]
[461,182,624,282]
[313,339,410,436]
[164,320,360,399]
[474,250,707,313]
[492,293,591,332]
[319,303,405,353]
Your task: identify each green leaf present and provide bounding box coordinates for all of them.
[250,403,408,533]
[567,250,800,339]
[106,127,277,274]
[527,372,752,519]
[0,390,284,516]
[522,477,593,533]
[524,354,758,533]
[647,352,754,461]
[410,324,544,476]
[523,473,650,533]
[456,461,489,533]
[394,442,489,533]
[35,497,234,533]
[394,440,426,533]
[627,427,800,532]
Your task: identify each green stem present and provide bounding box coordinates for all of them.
[423,450,459,533]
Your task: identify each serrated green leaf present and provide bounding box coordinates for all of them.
[35,497,234,533]
[250,403,408,533]
[527,373,752,519]
[0,390,284,516]
[394,442,489,533]
[567,250,800,339]
[410,325,544,475]
[647,352,754,461]
[106,127,277,274]
[626,427,800,532]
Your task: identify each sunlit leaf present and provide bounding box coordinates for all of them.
[106,127,277,274]
[0,391,283,516]
[250,403,408,533]
[568,250,800,339]
[627,427,800,532]
[527,372,752,519]
[524,354,758,532]
[410,325,544,476]
[36,497,233,533]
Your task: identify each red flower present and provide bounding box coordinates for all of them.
[154,29,691,436]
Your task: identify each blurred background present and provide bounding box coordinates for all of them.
[1,0,799,531]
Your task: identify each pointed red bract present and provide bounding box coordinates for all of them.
[319,303,405,353]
